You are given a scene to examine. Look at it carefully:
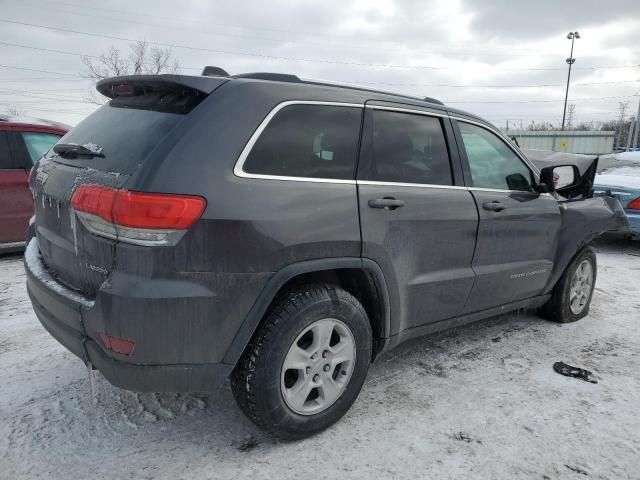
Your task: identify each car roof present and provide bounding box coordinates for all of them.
[227,73,486,122]
[0,114,71,132]
[98,71,490,127]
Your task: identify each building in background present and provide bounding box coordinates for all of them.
[507,130,615,155]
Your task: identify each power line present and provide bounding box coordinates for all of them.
[0,88,90,102]
[1,89,631,106]
[0,64,90,78]
[15,0,640,65]
[2,18,639,72]
[0,77,90,83]
[345,80,639,88]
[20,0,561,59]
[445,95,635,104]
[0,41,99,59]
[20,0,626,57]
[3,39,639,73]
[1,64,637,91]
[3,39,639,74]
[0,18,447,69]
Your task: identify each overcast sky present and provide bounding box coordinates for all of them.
[0,0,638,128]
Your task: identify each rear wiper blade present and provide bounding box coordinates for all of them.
[53,142,105,159]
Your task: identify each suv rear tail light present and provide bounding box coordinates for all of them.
[71,185,206,245]
[628,197,640,211]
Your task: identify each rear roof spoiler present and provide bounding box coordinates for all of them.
[96,74,228,99]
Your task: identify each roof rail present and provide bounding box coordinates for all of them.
[206,69,446,106]
[301,77,445,107]
[233,72,301,83]
[423,96,444,106]
[202,66,230,77]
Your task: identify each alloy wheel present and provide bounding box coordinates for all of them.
[280,318,356,415]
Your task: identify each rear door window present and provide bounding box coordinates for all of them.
[360,109,453,185]
[20,132,62,164]
[242,104,362,180]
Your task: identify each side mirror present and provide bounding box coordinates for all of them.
[539,165,580,192]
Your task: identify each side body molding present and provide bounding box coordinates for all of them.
[223,257,391,365]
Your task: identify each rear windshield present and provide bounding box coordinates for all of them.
[46,102,183,175]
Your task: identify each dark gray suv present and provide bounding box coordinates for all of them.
[25,70,628,439]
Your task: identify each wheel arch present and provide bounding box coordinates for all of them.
[223,257,391,365]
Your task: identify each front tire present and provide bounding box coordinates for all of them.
[231,284,372,440]
[539,245,597,323]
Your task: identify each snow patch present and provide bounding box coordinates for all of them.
[615,151,640,162]
[595,166,640,190]
[4,237,640,479]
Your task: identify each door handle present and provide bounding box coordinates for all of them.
[368,197,405,210]
[482,201,506,212]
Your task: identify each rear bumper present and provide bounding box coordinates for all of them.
[25,238,234,392]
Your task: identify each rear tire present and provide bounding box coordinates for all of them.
[538,245,597,323]
[231,284,372,440]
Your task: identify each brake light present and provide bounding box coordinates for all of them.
[628,197,640,210]
[71,185,116,222]
[113,190,205,229]
[71,185,206,245]
[111,83,134,97]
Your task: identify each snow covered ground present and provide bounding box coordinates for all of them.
[614,151,640,163]
[1,237,640,479]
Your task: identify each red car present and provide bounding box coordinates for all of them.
[0,115,69,251]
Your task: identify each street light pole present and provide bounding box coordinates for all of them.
[561,31,580,131]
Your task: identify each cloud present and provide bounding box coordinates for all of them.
[462,0,640,39]
[0,0,637,127]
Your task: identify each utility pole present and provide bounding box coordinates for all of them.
[626,119,635,151]
[567,104,575,129]
[616,101,629,150]
[561,31,580,131]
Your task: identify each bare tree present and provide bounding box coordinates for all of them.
[574,121,594,131]
[3,106,26,116]
[82,40,181,103]
[527,121,558,131]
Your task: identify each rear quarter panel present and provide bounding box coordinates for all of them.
[100,81,361,364]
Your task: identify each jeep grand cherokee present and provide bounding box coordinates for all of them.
[25,70,628,439]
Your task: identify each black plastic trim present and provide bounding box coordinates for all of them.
[96,74,228,98]
[222,257,391,365]
[381,294,552,353]
[85,341,233,392]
